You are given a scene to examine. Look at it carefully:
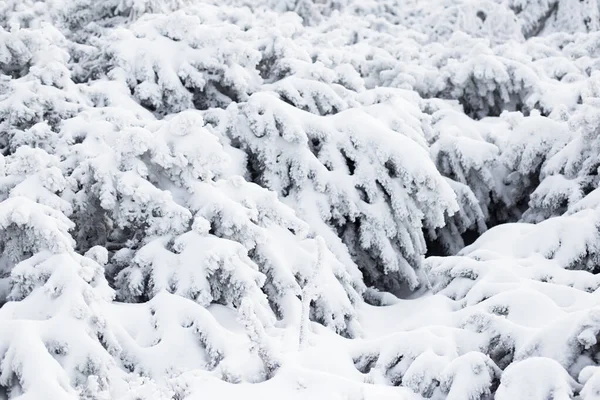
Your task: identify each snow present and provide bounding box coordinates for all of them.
[1,0,600,399]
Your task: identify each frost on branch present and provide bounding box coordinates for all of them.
[55,103,363,336]
[1,247,261,398]
[54,108,191,252]
[427,178,487,255]
[105,7,261,114]
[426,107,505,253]
[0,24,82,142]
[523,98,600,224]
[0,251,117,400]
[505,0,600,38]
[114,231,268,309]
[224,92,458,291]
[0,198,73,270]
[0,193,120,399]
[422,216,600,396]
[184,177,363,336]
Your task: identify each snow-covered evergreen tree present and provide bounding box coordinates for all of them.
[2,0,600,398]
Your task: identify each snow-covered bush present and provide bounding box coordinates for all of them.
[223,92,458,290]
[104,6,262,114]
[2,0,600,398]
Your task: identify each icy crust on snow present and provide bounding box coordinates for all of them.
[1,0,600,399]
